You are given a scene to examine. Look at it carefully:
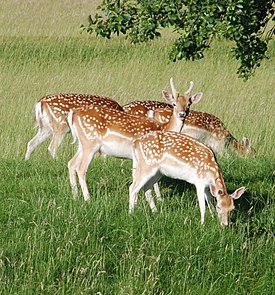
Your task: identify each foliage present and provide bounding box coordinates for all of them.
[82,0,275,79]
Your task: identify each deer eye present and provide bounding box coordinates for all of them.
[218,190,223,195]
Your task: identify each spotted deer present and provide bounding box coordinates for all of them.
[123,101,255,157]
[130,131,245,226]
[25,94,124,160]
[152,108,256,157]
[68,78,203,201]
[123,100,170,117]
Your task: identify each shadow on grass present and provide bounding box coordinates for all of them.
[229,164,274,215]
[159,176,195,198]
[159,175,272,213]
[158,162,274,227]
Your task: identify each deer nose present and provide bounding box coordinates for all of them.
[178,112,186,119]
[220,220,228,227]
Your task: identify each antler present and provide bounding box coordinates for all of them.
[185,81,194,95]
[170,77,179,99]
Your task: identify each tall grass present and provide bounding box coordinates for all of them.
[1,35,274,159]
[0,1,274,294]
[0,157,274,294]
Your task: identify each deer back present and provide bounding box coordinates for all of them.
[40,94,123,124]
[153,109,230,136]
[134,131,219,176]
[70,106,164,142]
[123,100,172,117]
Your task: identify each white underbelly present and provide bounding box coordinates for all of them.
[159,154,199,185]
[182,126,226,153]
[100,132,134,159]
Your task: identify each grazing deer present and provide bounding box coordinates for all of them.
[130,131,246,226]
[123,100,255,157]
[152,108,255,157]
[25,94,124,160]
[67,78,203,201]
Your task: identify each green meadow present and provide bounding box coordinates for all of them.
[0,1,274,294]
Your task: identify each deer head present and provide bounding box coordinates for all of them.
[161,78,203,130]
[210,184,246,226]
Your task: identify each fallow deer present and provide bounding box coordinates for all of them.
[123,100,170,116]
[25,94,124,160]
[67,78,203,202]
[130,131,246,226]
[123,100,255,157]
[152,108,255,156]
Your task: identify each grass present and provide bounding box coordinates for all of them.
[0,157,274,294]
[0,1,274,294]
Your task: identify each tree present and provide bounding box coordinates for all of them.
[81,0,275,79]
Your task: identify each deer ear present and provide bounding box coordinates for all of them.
[232,187,246,200]
[191,92,203,104]
[242,137,250,147]
[209,184,219,198]
[162,90,169,101]
[162,90,174,104]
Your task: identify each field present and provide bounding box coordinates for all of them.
[0,1,274,294]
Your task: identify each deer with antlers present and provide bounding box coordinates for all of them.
[129,131,246,226]
[123,100,255,157]
[67,78,203,202]
[25,94,124,160]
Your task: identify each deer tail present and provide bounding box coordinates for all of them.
[67,110,78,144]
[34,101,43,128]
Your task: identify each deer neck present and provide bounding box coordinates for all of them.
[213,170,228,196]
[162,112,184,132]
[228,136,250,157]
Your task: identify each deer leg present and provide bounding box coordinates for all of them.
[129,163,159,213]
[129,177,150,213]
[132,159,159,212]
[144,189,156,211]
[153,182,163,202]
[195,184,207,224]
[129,182,139,213]
[76,146,99,202]
[48,127,68,159]
[132,159,161,210]
[143,172,161,212]
[68,147,82,198]
[129,158,140,212]
[205,189,215,218]
[25,124,52,160]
